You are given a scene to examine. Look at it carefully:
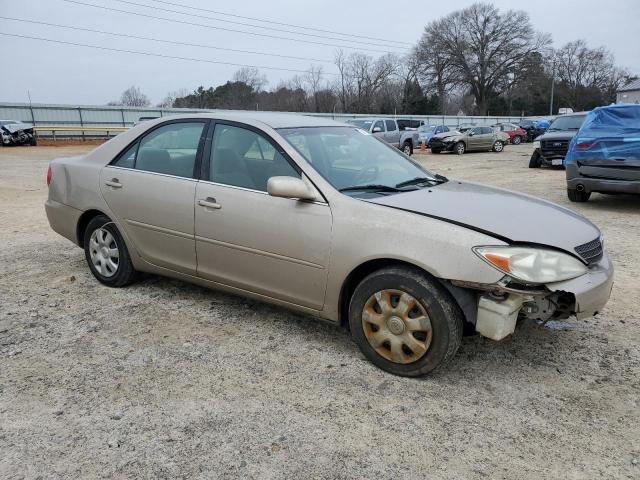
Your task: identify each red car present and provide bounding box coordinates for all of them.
[494,123,527,145]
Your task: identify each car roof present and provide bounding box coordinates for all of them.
[148,112,349,129]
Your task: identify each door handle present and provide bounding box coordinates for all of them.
[198,198,222,210]
[105,179,122,188]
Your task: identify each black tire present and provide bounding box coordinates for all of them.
[512,135,522,145]
[431,148,441,154]
[30,136,37,146]
[83,214,137,287]
[348,266,463,377]
[528,151,541,168]
[455,142,465,155]
[492,140,504,152]
[567,188,591,202]
[402,141,413,156]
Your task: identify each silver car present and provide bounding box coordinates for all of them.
[45,113,614,377]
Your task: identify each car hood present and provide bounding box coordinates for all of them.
[1,122,33,133]
[434,131,461,140]
[367,181,600,254]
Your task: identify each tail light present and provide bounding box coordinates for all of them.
[46,164,52,186]
[575,141,593,151]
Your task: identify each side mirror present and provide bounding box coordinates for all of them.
[267,176,317,201]
[468,131,475,136]
[372,126,382,133]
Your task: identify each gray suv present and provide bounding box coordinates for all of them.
[347,118,420,155]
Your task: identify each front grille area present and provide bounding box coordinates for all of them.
[575,237,603,265]
[541,139,569,156]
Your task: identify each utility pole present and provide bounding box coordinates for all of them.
[549,56,556,116]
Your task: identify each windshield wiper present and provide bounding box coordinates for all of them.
[339,184,406,193]
[395,174,448,188]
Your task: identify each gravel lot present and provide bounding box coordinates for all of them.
[1,143,639,479]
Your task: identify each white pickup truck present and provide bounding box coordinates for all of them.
[346,118,422,155]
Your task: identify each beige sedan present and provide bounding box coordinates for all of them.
[46,113,613,376]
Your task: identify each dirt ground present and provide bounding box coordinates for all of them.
[1,143,639,479]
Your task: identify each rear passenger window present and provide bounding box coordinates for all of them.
[385,120,396,131]
[113,122,205,178]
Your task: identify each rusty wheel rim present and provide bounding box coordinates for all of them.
[362,289,432,364]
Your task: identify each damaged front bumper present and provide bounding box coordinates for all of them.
[453,253,614,340]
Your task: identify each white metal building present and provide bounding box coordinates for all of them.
[617,79,640,104]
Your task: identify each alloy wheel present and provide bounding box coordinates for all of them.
[361,289,433,364]
[89,228,119,277]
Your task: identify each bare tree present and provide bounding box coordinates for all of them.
[233,67,268,92]
[157,88,190,108]
[304,65,324,112]
[334,51,399,113]
[553,40,622,110]
[415,34,459,114]
[119,86,151,107]
[417,2,550,114]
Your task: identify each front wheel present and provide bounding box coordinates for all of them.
[528,151,541,168]
[455,142,465,155]
[348,266,463,377]
[492,141,504,152]
[512,135,522,145]
[402,141,413,156]
[84,215,137,287]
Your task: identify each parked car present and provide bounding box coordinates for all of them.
[518,119,550,143]
[0,120,37,146]
[417,124,451,147]
[346,118,418,155]
[494,123,527,144]
[529,113,588,168]
[565,104,640,202]
[45,113,613,377]
[430,126,509,154]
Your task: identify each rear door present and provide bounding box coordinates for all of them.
[100,120,208,275]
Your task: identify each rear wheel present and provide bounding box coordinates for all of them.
[83,215,137,287]
[529,151,541,168]
[567,188,591,202]
[349,266,463,377]
[455,142,465,155]
[492,141,504,152]
[512,135,522,145]
[402,141,413,156]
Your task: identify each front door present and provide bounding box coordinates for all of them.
[100,120,208,275]
[194,122,332,310]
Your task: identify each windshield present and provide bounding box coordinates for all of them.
[346,119,374,130]
[278,126,443,196]
[548,115,587,131]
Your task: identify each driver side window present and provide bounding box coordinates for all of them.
[373,120,385,132]
[209,124,299,192]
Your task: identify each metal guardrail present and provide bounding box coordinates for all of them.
[33,125,128,140]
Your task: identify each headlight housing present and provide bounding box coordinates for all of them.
[473,246,588,284]
[533,140,540,149]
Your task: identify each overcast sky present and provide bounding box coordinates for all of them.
[1,0,639,105]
